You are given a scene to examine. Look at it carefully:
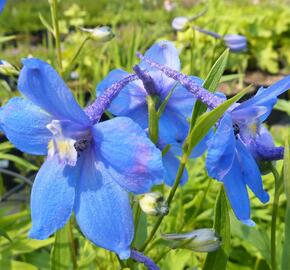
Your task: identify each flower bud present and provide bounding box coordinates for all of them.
[139,192,168,216]
[223,34,247,52]
[172,17,190,31]
[80,26,115,42]
[161,228,221,252]
[0,60,19,76]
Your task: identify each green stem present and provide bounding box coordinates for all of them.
[63,37,90,78]
[146,95,159,144]
[133,203,142,246]
[270,164,281,270]
[139,156,188,252]
[50,0,63,71]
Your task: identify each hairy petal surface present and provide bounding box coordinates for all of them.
[18,58,91,126]
[29,156,79,239]
[74,148,133,259]
[140,41,180,94]
[0,97,52,155]
[96,69,146,115]
[93,117,163,194]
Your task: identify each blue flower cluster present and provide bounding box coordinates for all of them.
[0,40,289,259]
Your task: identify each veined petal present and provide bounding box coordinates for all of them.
[163,149,188,186]
[96,69,146,115]
[18,58,91,126]
[74,148,133,259]
[93,117,163,194]
[0,97,52,155]
[140,41,180,95]
[236,140,269,203]
[206,114,236,180]
[29,156,79,239]
[223,156,255,226]
[236,75,290,121]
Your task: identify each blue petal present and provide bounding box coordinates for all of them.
[93,117,163,194]
[74,148,133,259]
[236,140,269,203]
[140,41,180,95]
[0,0,6,13]
[0,97,52,155]
[18,58,91,126]
[166,76,201,118]
[231,106,267,125]
[223,156,254,225]
[206,114,236,180]
[29,156,78,239]
[159,108,189,144]
[163,149,188,186]
[191,129,213,158]
[236,75,290,121]
[96,69,146,115]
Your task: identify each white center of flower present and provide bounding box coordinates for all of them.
[46,120,78,166]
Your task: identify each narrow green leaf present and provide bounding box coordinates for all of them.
[0,153,38,171]
[283,136,290,202]
[188,86,250,153]
[274,99,290,116]
[0,227,12,242]
[190,49,229,128]
[203,187,231,270]
[39,13,54,34]
[51,222,73,270]
[282,135,290,270]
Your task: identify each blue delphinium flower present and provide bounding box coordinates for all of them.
[96,41,209,186]
[137,52,290,224]
[0,58,163,258]
[0,0,6,13]
[223,34,247,52]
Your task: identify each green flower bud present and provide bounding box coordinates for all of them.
[139,192,168,216]
[161,228,221,252]
[80,26,115,42]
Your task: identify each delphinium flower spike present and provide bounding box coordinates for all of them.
[138,51,290,225]
[96,41,210,186]
[0,58,163,259]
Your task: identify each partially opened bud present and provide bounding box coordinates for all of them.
[139,192,168,216]
[80,26,115,42]
[223,34,247,52]
[161,228,221,252]
[172,17,190,31]
[0,60,19,76]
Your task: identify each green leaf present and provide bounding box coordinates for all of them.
[51,222,73,270]
[0,260,38,270]
[39,13,54,34]
[0,153,38,171]
[0,227,12,242]
[282,135,290,270]
[203,187,231,270]
[190,49,229,128]
[187,85,250,153]
[274,99,290,115]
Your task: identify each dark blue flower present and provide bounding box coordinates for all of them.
[96,41,209,186]
[0,58,163,258]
